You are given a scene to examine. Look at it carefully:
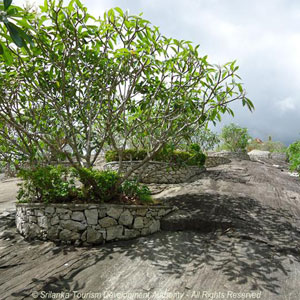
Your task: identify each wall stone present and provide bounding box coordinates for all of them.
[16,203,176,246]
[205,156,232,168]
[103,161,206,184]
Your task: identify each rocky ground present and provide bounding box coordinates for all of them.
[0,155,300,299]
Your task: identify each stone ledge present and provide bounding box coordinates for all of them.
[16,203,176,246]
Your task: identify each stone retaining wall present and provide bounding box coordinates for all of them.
[103,161,206,184]
[16,203,175,245]
[205,156,232,168]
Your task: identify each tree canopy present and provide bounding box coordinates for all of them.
[0,0,254,180]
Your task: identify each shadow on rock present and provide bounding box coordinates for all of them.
[27,231,292,296]
[8,192,300,297]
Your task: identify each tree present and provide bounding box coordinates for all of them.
[187,128,220,152]
[220,123,251,152]
[0,0,254,183]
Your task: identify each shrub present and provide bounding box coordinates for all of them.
[105,149,148,162]
[121,180,152,204]
[17,165,78,203]
[74,168,121,203]
[17,166,153,205]
[188,153,206,167]
[105,146,206,167]
[220,123,251,152]
[287,141,300,173]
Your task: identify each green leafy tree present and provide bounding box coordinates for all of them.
[0,1,254,185]
[219,123,251,152]
[187,128,220,152]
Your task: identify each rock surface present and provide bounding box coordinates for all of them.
[248,149,271,160]
[1,157,300,299]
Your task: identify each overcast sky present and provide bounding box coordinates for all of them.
[16,0,300,145]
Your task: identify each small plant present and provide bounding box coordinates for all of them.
[219,123,251,152]
[121,180,152,204]
[188,144,206,167]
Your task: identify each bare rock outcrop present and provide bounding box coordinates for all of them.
[0,156,300,299]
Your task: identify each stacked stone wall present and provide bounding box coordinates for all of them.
[104,161,205,184]
[16,203,175,245]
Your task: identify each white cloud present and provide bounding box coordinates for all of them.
[276,97,298,113]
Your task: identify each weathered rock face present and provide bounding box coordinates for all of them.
[2,156,300,299]
[270,152,287,161]
[248,149,271,160]
[208,150,251,161]
[103,161,205,184]
[15,203,175,245]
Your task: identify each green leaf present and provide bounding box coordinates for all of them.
[75,0,84,9]
[237,83,243,93]
[108,40,114,49]
[137,31,144,40]
[230,60,236,71]
[5,22,24,47]
[107,9,115,22]
[16,18,31,29]
[17,27,34,47]
[7,7,19,16]
[0,43,3,55]
[115,7,123,16]
[4,0,12,10]
[1,43,13,64]
[68,0,75,13]
[40,0,48,12]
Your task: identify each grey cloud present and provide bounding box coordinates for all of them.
[86,0,300,145]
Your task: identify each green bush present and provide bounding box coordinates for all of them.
[105,149,148,162]
[74,168,121,203]
[188,143,206,167]
[105,145,206,167]
[17,166,153,204]
[287,141,300,173]
[17,165,78,203]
